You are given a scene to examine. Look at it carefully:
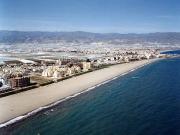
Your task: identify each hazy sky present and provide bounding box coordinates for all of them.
[0,0,180,33]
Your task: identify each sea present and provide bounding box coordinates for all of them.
[0,51,180,135]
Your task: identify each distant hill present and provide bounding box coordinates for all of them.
[0,30,180,45]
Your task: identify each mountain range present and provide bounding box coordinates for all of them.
[0,30,180,45]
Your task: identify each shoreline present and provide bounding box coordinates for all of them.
[0,59,159,128]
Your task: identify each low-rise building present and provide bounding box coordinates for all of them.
[10,76,30,88]
[42,65,81,78]
[81,62,91,71]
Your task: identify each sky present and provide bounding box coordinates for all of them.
[0,0,180,33]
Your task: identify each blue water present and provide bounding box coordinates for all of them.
[161,50,180,55]
[0,58,180,135]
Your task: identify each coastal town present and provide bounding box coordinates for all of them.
[0,0,180,133]
[0,48,167,96]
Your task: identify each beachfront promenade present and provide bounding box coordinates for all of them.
[0,59,157,126]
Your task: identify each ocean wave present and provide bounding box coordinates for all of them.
[131,76,139,79]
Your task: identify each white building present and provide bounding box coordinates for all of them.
[0,77,11,91]
[53,70,62,78]
[82,62,91,71]
[42,65,81,78]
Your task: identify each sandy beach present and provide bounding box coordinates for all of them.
[0,59,157,126]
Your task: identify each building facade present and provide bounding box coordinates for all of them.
[10,76,30,88]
